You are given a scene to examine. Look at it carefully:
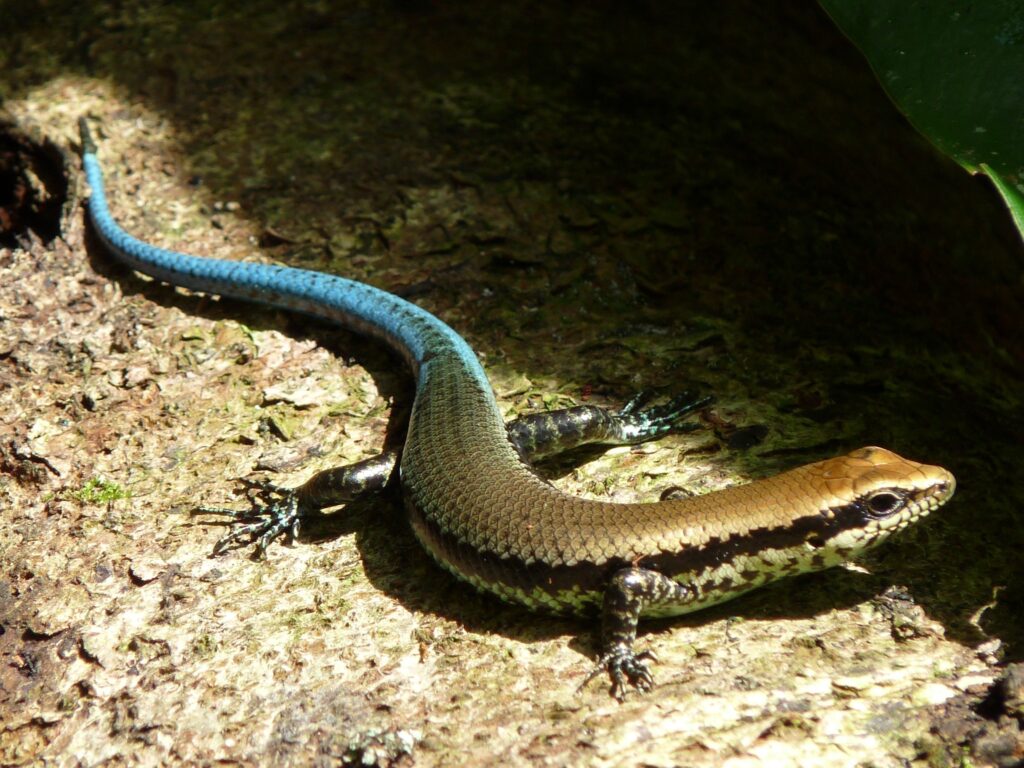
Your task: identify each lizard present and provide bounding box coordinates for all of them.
[78,118,955,700]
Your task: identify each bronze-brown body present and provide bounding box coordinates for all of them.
[401,351,955,617]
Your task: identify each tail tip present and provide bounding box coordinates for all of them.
[78,117,96,155]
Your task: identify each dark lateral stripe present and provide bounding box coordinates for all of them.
[405,497,612,615]
[404,493,872,614]
[640,503,867,578]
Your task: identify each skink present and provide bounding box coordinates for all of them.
[79,119,956,700]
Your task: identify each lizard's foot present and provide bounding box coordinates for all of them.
[617,390,713,443]
[193,481,301,558]
[578,646,658,702]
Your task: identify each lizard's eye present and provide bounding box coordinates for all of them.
[865,490,904,518]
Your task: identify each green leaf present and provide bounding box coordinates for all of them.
[819,1,1024,239]
[982,163,1024,237]
[66,477,131,504]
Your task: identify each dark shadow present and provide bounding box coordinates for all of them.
[0,116,70,247]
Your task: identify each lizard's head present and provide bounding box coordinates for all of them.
[807,446,955,554]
